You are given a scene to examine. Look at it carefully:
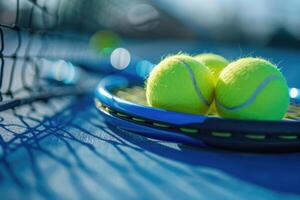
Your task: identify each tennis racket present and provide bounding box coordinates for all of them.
[95,74,300,152]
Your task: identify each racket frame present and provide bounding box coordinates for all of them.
[95,74,300,151]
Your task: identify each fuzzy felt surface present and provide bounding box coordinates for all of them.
[146,55,214,114]
[216,57,289,120]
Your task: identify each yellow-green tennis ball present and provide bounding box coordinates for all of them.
[195,53,229,81]
[146,54,214,114]
[216,57,289,120]
[195,53,229,114]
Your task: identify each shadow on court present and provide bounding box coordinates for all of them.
[0,96,299,199]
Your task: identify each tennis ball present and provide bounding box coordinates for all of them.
[195,53,229,114]
[195,53,229,81]
[146,54,214,114]
[215,57,289,120]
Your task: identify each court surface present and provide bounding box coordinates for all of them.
[0,40,300,200]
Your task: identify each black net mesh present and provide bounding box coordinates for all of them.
[0,0,104,157]
[0,0,101,109]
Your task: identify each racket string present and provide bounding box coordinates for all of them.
[114,86,300,120]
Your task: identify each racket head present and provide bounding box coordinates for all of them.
[95,74,300,152]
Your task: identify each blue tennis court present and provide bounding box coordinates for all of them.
[1,1,300,200]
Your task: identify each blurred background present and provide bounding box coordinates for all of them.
[2,0,300,47]
[0,0,300,96]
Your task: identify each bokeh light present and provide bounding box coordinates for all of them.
[89,30,121,55]
[136,60,155,78]
[110,48,131,70]
[41,59,80,84]
[290,88,299,98]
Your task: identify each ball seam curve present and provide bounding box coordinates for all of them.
[179,59,210,107]
[216,75,283,111]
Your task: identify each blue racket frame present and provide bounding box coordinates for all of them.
[95,74,300,151]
